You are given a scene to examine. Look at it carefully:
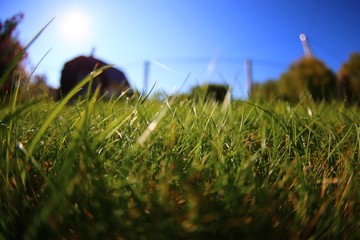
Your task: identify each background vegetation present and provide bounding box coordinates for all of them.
[0,13,55,100]
[250,54,360,105]
[0,13,27,96]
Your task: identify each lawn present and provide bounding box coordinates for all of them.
[1,85,359,239]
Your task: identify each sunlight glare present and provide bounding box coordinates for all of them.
[60,10,90,42]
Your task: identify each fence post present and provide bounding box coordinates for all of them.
[245,59,252,96]
[143,60,150,94]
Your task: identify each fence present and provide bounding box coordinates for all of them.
[122,57,288,99]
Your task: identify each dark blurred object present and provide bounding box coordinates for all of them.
[190,84,229,102]
[58,55,132,99]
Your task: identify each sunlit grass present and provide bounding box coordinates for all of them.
[1,89,359,239]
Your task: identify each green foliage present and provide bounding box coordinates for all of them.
[0,14,54,100]
[279,57,338,102]
[0,13,27,95]
[1,94,359,239]
[22,75,58,100]
[250,79,279,101]
[338,52,360,104]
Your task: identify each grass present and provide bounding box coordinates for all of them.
[1,83,359,239]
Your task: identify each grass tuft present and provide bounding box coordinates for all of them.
[1,94,359,239]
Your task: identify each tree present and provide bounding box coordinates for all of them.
[24,74,57,100]
[0,13,27,95]
[278,57,337,102]
[250,79,279,101]
[338,52,360,104]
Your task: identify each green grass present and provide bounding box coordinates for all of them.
[1,89,359,239]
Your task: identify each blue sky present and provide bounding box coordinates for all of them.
[1,0,359,98]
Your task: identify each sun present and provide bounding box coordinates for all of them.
[60,10,90,42]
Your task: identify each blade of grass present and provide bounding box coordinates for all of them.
[25,65,111,165]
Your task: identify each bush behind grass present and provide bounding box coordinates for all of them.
[0,92,359,239]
